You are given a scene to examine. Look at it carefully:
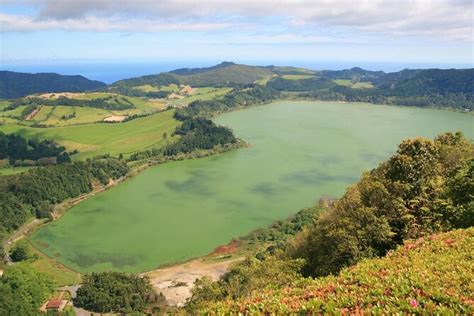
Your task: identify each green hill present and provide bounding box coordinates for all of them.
[0,71,106,99]
[171,62,273,86]
[206,228,474,314]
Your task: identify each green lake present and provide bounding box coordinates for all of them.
[30,101,474,273]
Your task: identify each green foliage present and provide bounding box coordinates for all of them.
[243,207,320,246]
[186,257,304,313]
[10,240,33,262]
[446,158,474,227]
[206,228,474,314]
[163,118,236,155]
[0,132,70,165]
[0,263,56,315]
[74,271,164,313]
[112,72,179,89]
[0,71,106,99]
[289,132,474,277]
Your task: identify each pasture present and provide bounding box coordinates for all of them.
[0,109,180,159]
[281,74,316,80]
[0,92,168,126]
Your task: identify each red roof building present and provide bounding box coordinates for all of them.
[46,299,62,310]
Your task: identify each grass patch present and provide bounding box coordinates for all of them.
[160,84,180,92]
[334,79,374,89]
[134,84,159,92]
[26,240,80,286]
[281,74,316,80]
[0,166,34,175]
[169,87,232,107]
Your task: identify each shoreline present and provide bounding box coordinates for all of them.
[4,140,250,279]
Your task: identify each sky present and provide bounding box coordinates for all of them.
[0,0,473,75]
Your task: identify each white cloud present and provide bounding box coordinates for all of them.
[1,0,472,41]
[0,13,231,32]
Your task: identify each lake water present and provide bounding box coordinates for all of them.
[30,101,473,273]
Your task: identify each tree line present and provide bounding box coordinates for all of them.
[6,95,134,112]
[0,132,71,165]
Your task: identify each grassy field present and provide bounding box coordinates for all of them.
[134,84,159,92]
[160,83,180,92]
[27,240,80,286]
[255,75,274,85]
[0,109,180,159]
[0,92,168,126]
[281,74,316,80]
[169,87,232,107]
[0,166,35,175]
[334,79,374,89]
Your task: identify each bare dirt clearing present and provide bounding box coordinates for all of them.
[103,115,127,122]
[144,258,243,306]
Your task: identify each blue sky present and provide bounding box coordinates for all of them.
[0,0,473,70]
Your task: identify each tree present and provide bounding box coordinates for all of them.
[10,240,32,262]
[74,272,160,313]
[0,264,55,315]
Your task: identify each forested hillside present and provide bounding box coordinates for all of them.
[186,132,474,312]
[288,68,474,110]
[0,71,106,99]
[0,159,128,251]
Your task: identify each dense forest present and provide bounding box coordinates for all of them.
[0,264,56,315]
[0,71,106,99]
[6,95,134,111]
[0,132,71,165]
[186,132,474,312]
[0,159,129,253]
[163,118,236,155]
[74,272,166,313]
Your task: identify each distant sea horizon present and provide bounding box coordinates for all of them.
[1,60,471,84]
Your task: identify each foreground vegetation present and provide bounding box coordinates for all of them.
[205,228,474,314]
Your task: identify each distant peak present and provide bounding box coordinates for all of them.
[217,61,236,67]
